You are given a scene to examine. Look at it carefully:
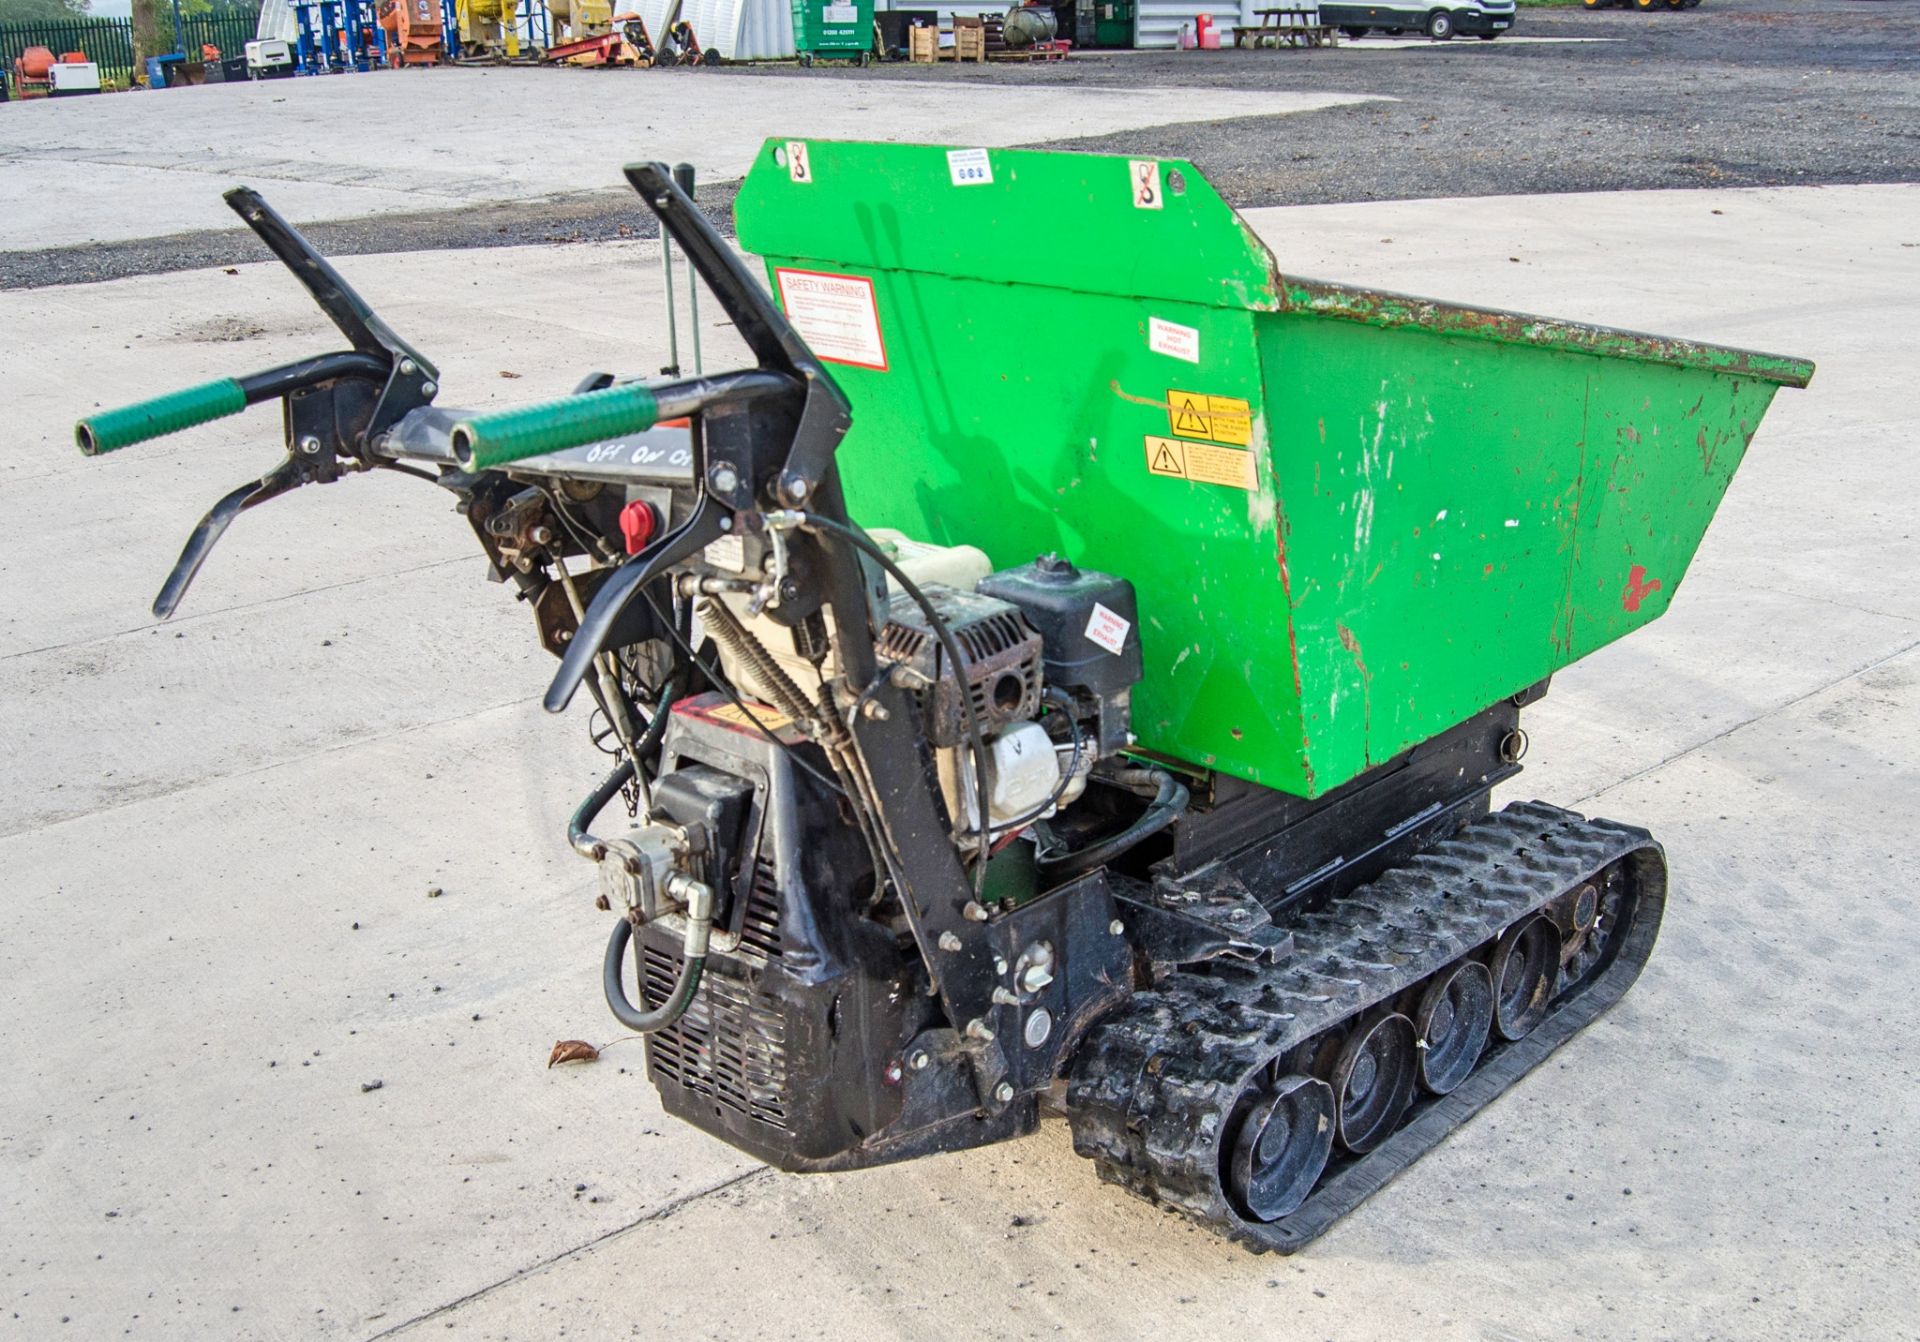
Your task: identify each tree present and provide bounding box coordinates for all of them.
[130,0,165,61]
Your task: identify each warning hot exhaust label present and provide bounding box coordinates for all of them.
[774,268,889,371]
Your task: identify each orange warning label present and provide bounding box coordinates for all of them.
[705,701,795,733]
[1143,435,1256,491]
[1166,390,1252,446]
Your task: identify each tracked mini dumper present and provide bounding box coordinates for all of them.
[77,141,1813,1251]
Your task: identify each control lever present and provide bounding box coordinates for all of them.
[73,189,440,618]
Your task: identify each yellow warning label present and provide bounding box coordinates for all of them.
[1166,390,1253,447]
[1143,436,1256,491]
[706,701,795,733]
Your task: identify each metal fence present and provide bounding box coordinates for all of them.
[0,16,137,86]
[0,6,260,89]
[185,7,263,60]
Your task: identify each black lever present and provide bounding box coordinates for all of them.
[153,460,305,619]
[538,162,860,715]
[544,497,731,713]
[620,162,852,509]
[222,187,439,441]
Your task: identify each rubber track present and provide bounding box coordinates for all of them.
[1063,799,1667,1253]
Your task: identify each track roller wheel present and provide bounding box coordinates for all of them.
[1491,915,1556,1040]
[1328,1013,1418,1152]
[1414,959,1494,1094]
[1561,866,1630,991]
[1227,1075,1335,1222]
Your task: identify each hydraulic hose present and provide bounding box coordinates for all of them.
[568,757,636,861]
[1038,767,1190,878]
[603,916,704,1034]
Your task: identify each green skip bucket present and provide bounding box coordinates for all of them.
[734,139,1814,798]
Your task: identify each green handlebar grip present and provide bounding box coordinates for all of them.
[76,378,248,456]
[452,383,661,471]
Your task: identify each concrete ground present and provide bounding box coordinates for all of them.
[0,71,1372,249]
[3,178,1915,1340]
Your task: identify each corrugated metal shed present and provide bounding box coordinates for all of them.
[1134,0,1274,47]
[255,0,297,43]
[627,0,797,59]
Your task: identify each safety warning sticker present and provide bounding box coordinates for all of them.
[774,268,888,371]
[706,701,795,734]
[947,147,993,186]
[1144,435,1256,491]
[1085,602,1132,656]
[1166,389,1252,446]
[1148,317,1200,364]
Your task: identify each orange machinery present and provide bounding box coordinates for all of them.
[378,0,446,65]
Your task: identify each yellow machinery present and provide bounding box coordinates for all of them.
[456,0,522,57]
[549,0,614,42]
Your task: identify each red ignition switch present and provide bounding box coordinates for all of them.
[619,500,659,555]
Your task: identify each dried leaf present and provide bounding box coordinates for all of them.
[499,370,522,379]
[548,1039,600,1068]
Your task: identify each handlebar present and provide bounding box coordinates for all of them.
[75,351,393,459]
[449,382,662,471]
[77,378,247,456]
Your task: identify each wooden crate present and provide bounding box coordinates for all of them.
[952,15,986,61]
[908,24,938,61]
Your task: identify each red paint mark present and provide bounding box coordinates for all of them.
[1336,621,1374,767]
[1622,564,1662,613]
[1275,526,1304,700]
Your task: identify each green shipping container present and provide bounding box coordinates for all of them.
[734,139,1814,799]
[790,0,874,61]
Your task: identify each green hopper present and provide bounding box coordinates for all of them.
[735,139,1814,799]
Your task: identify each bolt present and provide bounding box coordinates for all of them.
[557,629,572,642]
[1228,907,1251,923]
[884,1060,903,1084]
[530,526,553,546]
[718,516,733,533]
[297,435,322,456]
[788,476,809,499]
[909,1050,930,1071]
[962,901,990,923]
[420,381,437,397]
[1109,919,1126,936]
[992,987,1020,1007]
[711,464,739,493]
[937,931,963,953]
[861,700,890,721]
[965,1017,995,1043]
[993,1081,1015,1105]
[399,358,417,375]
[994,955,1009,976]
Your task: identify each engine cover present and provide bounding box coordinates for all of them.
[875,586,1042,746]
[630,695,1033,1169]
